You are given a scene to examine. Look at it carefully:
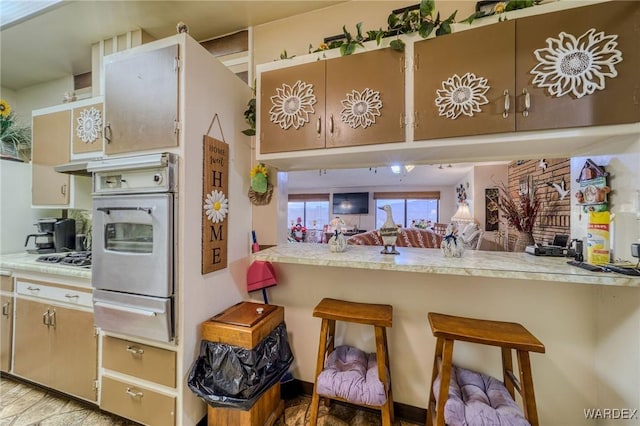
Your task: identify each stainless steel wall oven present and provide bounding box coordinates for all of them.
[88,153,177,343]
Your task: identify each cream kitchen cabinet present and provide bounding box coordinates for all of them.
[414,1,639,140]
[259,47,405,154]
[100,335,177,425]
[0,274,13,373]
[31,102,94,209]
[13,280,97,402]
[103,43,179,154]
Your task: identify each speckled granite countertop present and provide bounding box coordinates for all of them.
[252,244,640,287]
[0,252,91,280]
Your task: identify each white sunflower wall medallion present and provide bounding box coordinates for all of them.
[203,189,229,224]
[269,80,316,130]
[340,88,383,129]
[76,107,102,143]
[435,72,490,120]
[530,29,622,99]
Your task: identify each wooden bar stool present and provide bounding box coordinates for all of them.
[427,312,545,426]
[309,298,394,426]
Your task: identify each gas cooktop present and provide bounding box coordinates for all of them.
[36,251,91,268]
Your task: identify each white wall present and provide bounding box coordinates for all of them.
[0,160,60,254]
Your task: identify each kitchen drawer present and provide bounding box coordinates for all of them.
[0,275,13,292]
[16,280,92,308]
[101,376,175,426]
[102,336,176,387]
[202,301,284,349]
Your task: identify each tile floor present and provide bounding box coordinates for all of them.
[1,376,419,425]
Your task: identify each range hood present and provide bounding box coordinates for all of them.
[54,160,94,176]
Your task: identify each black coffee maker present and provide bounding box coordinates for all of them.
[25,218,76,253]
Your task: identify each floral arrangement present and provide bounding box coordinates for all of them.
[0,99,31,161]
[497,181,541,233]
[462,0,541,24]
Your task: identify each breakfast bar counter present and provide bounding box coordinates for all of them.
[252,244,639,287]
[250,244,640,425]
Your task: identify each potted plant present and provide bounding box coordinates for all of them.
[497,181,541,251]
[0,99,31,162]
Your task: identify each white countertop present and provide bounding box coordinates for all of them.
[252,244,640,287]
[0,252,92,280]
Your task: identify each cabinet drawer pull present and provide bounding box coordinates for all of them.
[42,311,49,327]
[65,294,80,300]
[522,88,531,117]
[503,90,510,119]
[61,184,67,196]
[329,114,334,134]
[126,388,144,399]
[104,122,112,144]
[316,117,321,135]
[1,302,9,316]
[126,345,145,355]
[27,286,41,292]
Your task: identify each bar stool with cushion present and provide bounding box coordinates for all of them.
[427,312,545,426]
[309,298,394,426]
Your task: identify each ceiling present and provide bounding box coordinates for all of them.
[0,0,343,91]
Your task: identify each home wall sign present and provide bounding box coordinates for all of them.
[435,72,490,119]
[202,114,229,274]
[530,29,622,99]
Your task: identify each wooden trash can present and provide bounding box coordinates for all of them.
[201,301,285,426]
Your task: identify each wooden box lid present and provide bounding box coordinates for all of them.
[201,302,284,349]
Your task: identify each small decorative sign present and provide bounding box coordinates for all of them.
[202,115,229,274]
[574,159,610,213]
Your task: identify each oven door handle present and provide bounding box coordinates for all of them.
[96,206,152,215]
[94,301,158,317]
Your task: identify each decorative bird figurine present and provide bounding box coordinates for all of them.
[328,226,347,253]
[441,224,464,257]
[378,205,399,255]
[547,178,570,200]
[538,158,547,171]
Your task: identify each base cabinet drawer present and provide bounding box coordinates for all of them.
[102,336,176,387]
[101,376,175,426]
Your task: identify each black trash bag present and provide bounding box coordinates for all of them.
[188,322,294,410]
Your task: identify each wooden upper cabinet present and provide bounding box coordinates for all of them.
[259,48,405,154]
[104,44,179,154]
[516,1,640,131]
[414,20,516,140]
[32,110,71,205]
[326,48,405,148]
[260,61,325,154]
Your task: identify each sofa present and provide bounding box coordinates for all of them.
[347,228,443,248]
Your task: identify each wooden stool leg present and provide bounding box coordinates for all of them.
[517,350,539,426]
[434,338,454,426]
[501,347,515,399]
[375,326,393,426]
[309,318,330,425]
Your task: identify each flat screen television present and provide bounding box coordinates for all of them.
[332,192,369,215]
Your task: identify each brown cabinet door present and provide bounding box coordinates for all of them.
[49,307,97,401]
[259,61,325,153]
[414,20,516,140]
[13,298,52,386]
[326,48,405,147]
[105,44,179,154]
[32,110,71,205]
[72,102,104,155]
[0,294,12,372]
[516,1,640,131]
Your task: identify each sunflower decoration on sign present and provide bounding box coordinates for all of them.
[203,189,229,224]
[249,163,273,206]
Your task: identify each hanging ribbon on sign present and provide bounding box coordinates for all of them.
[202,113,229,274]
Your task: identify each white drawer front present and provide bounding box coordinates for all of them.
[16,280,92,308]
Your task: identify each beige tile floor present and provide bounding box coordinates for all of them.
[1,376,418,425]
